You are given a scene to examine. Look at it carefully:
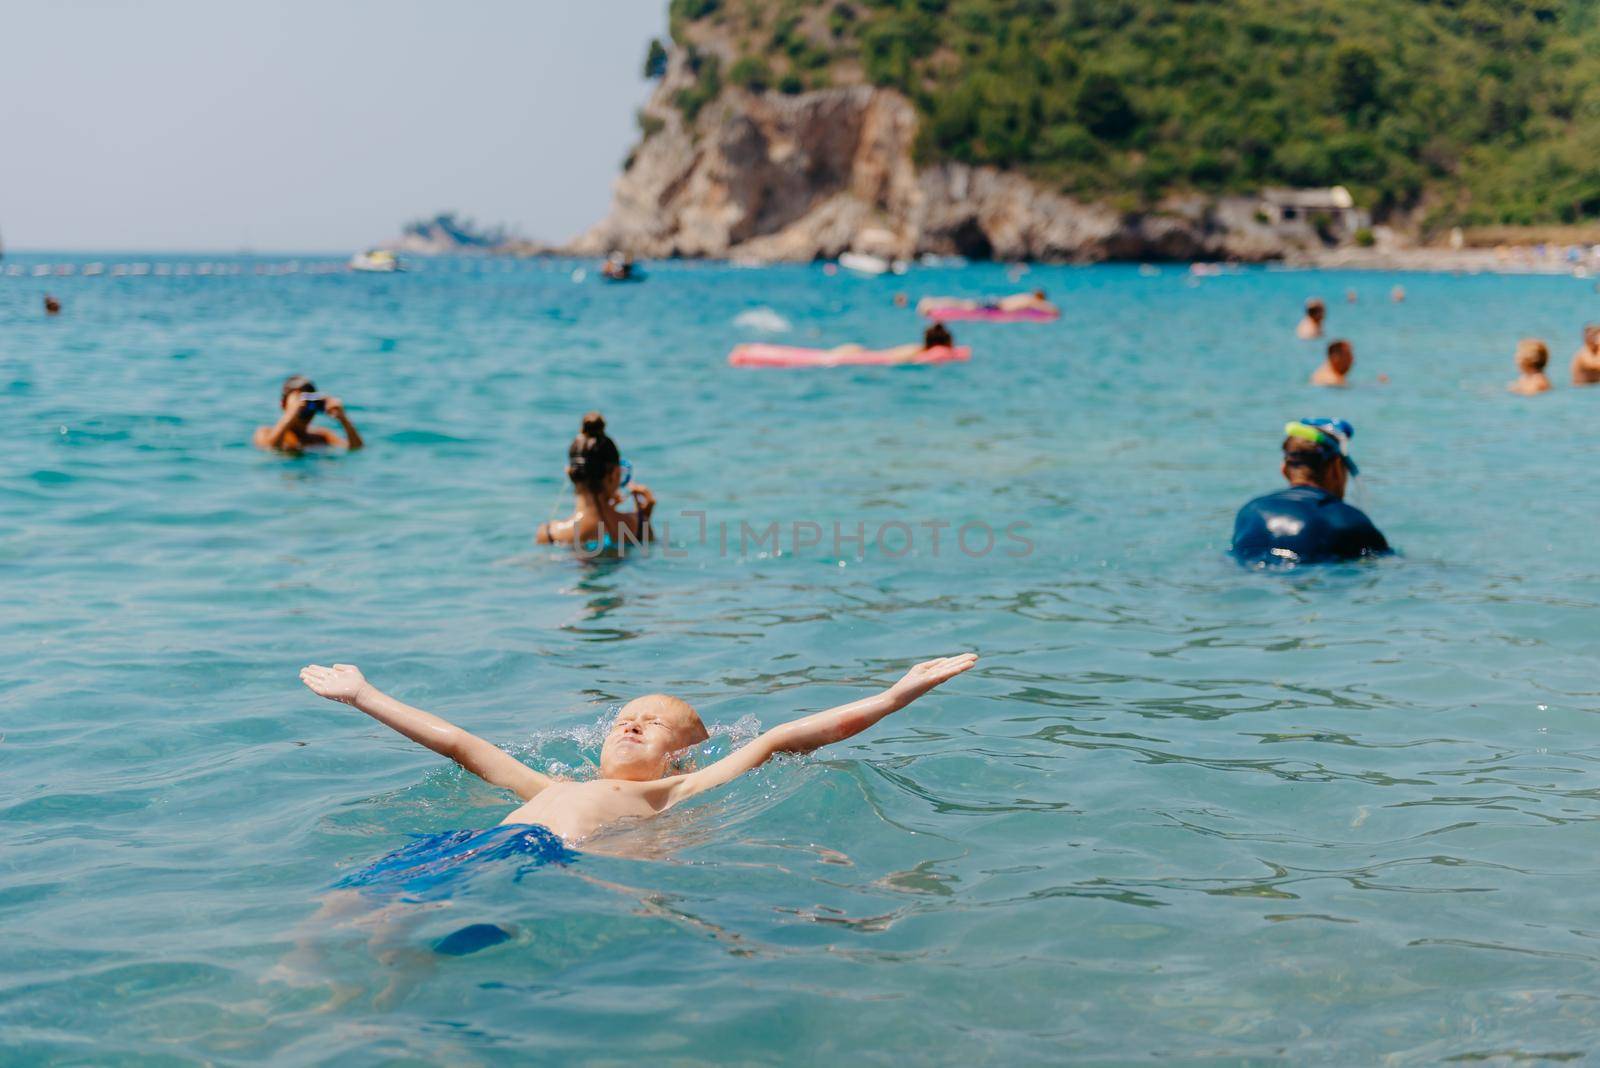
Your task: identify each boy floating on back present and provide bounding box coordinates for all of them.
[299,654,977,843]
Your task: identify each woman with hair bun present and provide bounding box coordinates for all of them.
[536,412,655,552]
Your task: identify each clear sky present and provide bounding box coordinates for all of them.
[0,0,667,252]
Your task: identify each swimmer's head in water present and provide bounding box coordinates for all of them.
[1584,323,1600,349]
[1305,298,1326,321]
[566,411,622,494]
[599,694,710,781]
[280,374,316,409]
[1284,418,1359,487]
[1034,289,1047,300]
[924,322,953,349]
[1517,338,1550,372]
[1326,339,1354,374]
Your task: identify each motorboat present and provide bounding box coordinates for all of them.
[839,251,909,276]
[349,249,402,273]
[839,251,890,275]
[600,252,644,282]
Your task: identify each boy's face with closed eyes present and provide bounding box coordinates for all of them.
[598,694,709,781]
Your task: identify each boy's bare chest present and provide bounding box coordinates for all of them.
[501,779,658,839]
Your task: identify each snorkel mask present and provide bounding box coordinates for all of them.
[1284,418,1358,476]
[618,458,633,490]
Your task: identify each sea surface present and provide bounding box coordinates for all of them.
[4,253,1600,1065]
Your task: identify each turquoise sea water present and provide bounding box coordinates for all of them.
[5,253,1600,1064]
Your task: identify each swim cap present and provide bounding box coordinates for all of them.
[1284,418,1359,476]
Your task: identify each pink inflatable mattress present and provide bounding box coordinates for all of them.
[920,304,1058,323]
[729,343,972,368]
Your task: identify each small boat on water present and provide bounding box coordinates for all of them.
[349,249,402,273]
[839,251,889,275]
[600,252,644,282]
[839,251,909,276]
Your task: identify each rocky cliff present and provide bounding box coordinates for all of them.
[571,53,1298,263]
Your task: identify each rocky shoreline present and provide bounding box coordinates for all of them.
[557,55,1600,276]
[1291,246,1594,275]
[569,57,1351,265]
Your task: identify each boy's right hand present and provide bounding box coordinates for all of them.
[887,653,978,705]
[300,663,368,704]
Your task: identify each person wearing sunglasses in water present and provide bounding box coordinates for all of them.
[536,411,655,553]
[253,374,364,454]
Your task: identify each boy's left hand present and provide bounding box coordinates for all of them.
[300,663,368,704]
[888,653,978,704]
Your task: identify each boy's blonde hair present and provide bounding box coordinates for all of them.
[1516,338,1549,371]
[623,694,709,745]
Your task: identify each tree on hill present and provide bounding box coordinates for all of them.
[1075,73,1136,141]
[644,38,669,79]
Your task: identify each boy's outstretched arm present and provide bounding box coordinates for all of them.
[661,654,977,807]
[299,663,551,800]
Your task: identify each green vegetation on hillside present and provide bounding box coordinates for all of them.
[656,0,1600,229]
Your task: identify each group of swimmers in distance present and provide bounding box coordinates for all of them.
[1258,284,1600,567]
[1499,324,1600,394]
[1259,296,1391,565]
[1298,291,1598,397]
[1297,298,1390,388]
[250,378,653,552]
[1510,328,1600,394]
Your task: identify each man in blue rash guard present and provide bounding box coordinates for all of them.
[1231,419,1391,567]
